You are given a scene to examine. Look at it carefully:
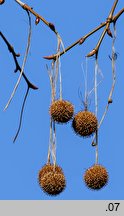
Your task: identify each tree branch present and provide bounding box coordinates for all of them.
[15,0,57,34]
[43,0,123,60]
[87,0,118,56]
[113,8,124,22]
[0,31,38,90]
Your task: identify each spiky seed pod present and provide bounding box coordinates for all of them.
[72,110,98,137]
[49,99,74,123]
[83,164,108,190]
[0,0,5,5]
[38,164,66,196]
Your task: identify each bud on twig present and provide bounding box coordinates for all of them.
[43,55,56,60]
[87,49,97,57]
[49,23,56,32]
[79,37,85,45]
[92,142,97,147]
[107,27,113,37]
[35,17,40,25]
[108,98,113,104]
[15,53,20,57]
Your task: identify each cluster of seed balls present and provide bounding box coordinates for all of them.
[38,99,107,195]
[38,164,66,196]
[49,99,98,137]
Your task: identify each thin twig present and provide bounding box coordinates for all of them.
[43,1,123,60]
[87,0,118,56]
[15,0,58,34]
[4,10,32,111]
[0,31,38,90]
[113,8,124,22]
[43,22,106,60]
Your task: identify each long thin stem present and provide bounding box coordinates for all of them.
[47,37,65,165]
[92,24,116,146]
[95,130,98,164]
[13,86,30,143]
[94,55,99,164]
[47,117,53,164]
[52,121,56,167]
[98,24,116,129]
[57,35,63,100]
[95,56,98,117]
[47,61,56,103]
[84,57,88,107]
[59,58,62,100]
[4,11,32,111]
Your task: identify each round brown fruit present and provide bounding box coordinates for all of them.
[38,164,66,196]
[50,99,74,123]
[72,110,97,137]
[83,164,108,190]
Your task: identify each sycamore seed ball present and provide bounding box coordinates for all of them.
[72,110,98,137]
[83,164,108,190]
[50,99,74,123]
[38,164,66,196]
[0,0,5,5]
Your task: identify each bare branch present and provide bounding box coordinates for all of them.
[44,1,123,60]
[0,31,38,90]
[87,0,118,56]
[113,8,124,22]
[15,0,58,34]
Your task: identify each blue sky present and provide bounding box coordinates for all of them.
[0,0,124,200]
